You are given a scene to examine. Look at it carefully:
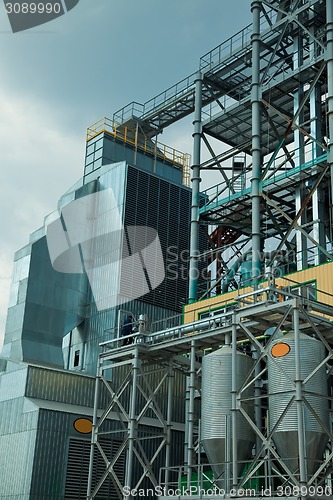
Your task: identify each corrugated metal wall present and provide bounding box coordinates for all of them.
[25,363,186,424]
[25,366,96,407]
[26,408,184,499]
[0,397,38,498]
[64,437,125,500]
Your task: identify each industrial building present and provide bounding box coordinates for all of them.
[1,0,333,499]
[0,116,203,496]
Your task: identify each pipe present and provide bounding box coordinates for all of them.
[222,251,251,293]
[251,344,262,457]
[150,312,230,343]
[225,329,231,491]
[189,71,203,303]
[311,96,326,265]
[225,414,230,492]
[309,3,326,265]
[184,377,190,466]
[251,0,263,283]
[133,121,139,165]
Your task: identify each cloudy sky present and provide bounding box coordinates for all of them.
[0,0,252,345]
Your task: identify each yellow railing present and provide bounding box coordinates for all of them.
[86,117,191,187]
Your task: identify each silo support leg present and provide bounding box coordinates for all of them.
[187,341,196,488]
[293,303,307,499]
[231,322,238,490]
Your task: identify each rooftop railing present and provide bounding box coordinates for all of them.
[86,117,191,187]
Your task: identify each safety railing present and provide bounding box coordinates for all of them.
[187,268,333,325]
[200,8,276,70]
[99,273,333,353]
[112,101,144,125]
[199,147,327,215]
[158,457,328,497]
[86,117,191,187]
[112,74,197,126]
[200,24,253,69]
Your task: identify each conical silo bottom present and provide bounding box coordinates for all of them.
[202,437,253,486]
[201,346,255,487]
[273,430,328,477]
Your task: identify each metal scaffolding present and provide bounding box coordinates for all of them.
[87,2,333,499]
[191,0,332,294]
[109,0,333,298]
[87,340,188,499]
[88,283,333,499]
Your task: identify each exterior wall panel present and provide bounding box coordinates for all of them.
[25,366,96,408]
[0,395,38,499]
[184,261,333,323]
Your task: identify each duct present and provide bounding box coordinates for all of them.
[222,252,250,293]
[188,72,203,303]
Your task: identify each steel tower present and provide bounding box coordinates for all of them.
[88,2,333,499]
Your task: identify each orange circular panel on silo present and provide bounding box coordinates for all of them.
[271,342,290,358]
[73,418,93,434]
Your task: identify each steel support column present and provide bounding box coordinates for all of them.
[293,303,307,498]
[327,0,333,220]
[87,356,101,500]
[295,184,307,270]
[251,1,263,282]
[164,357,174,489]
[231,321,238,489]
[189,72,202,303]
[187,340,196,486]
[124,347,140,495]
[293,26,307,271]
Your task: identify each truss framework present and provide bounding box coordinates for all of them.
[86,351,184,499]
[108,1,333,300]
[186,0,333,300]
[88,286,333,500]
[87,2,333,499]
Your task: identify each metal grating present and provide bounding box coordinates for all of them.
[64,437,124,500]
[124,166,195,311]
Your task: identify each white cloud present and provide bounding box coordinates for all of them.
[0,86,83,347]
